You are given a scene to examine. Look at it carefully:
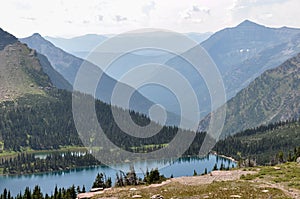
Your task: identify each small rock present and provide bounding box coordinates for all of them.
[130,188,137,191]
[103,187,112,192]
[296,157,300,164]
[273,167,281,170]
[230,195,242,198]
[132,195,142,198]
[262,189,269,193]
[151,194,164,199]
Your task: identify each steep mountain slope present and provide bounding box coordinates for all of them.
[0,42,47,101]
[201,20,300,98]
[0,28,18,50]
[0,30,52,101]
[35,52,72,91]
[0,29,71,96]
[199,53,300,137]
[21,33,84,85]
[225,33,300,96]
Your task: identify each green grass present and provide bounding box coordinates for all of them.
[241,162,300,190]
[240,173,257,180]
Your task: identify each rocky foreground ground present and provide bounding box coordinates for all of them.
[78,162,300,199]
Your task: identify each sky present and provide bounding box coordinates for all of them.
[0,0,300,38]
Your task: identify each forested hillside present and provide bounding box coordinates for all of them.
[0,89,188,152]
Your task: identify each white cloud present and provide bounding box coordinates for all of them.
[180,5,210,21]
[0,0,299,38]
[142,1,155,16]
[192,6,210,15]
[115,15,127,22]
[97,15,104,21]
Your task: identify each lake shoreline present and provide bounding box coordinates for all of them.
[0,154,237,196]
[0,150,237,177]
[209,151,238,163]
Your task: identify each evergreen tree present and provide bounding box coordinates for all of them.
[193,169,197,176]
[92,173,105,188]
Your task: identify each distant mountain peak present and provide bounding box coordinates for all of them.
[30,33,47,41]
[24,33,57,49]
[236,19,262,28]
[32,33,42,37]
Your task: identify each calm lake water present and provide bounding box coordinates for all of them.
[0,154,236,196]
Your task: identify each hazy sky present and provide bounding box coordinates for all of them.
[1,0,300,38]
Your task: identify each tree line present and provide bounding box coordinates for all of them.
[0,151,100,175]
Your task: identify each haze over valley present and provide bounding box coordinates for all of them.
[0,1,300,198]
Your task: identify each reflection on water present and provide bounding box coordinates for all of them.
[0,154,236,196]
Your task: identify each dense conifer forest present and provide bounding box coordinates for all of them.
[213,118,300,164]
[0,89,190,152]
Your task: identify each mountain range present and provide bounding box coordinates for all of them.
[0,28,187,153]
[45,20,300,102]
[1,19,300,146]
[122,20,300,118]
[45,32,212,59]
[19,20,300,131]
[20,33,180,125]
[45,34,108,59]
[20,33,152,112]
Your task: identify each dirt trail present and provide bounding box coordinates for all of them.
[172,170,300,198]
[171,170,257,185]
[254,179,300,199]
[142,170,256,189]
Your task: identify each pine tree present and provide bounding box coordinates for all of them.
[213,163,218,171]
[92,173,105,188]
[193,169,197,176]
